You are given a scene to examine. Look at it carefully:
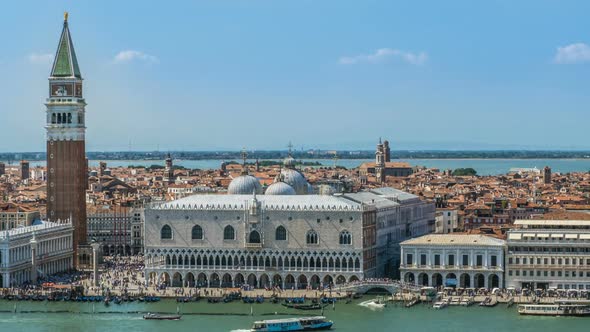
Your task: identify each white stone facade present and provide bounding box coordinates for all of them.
[400,234,505,289]
[143,187,435,289]
[506,220,590,290]
[0,221,74,287]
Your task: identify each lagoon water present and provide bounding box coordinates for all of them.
[0,299,587,332]
[10,158,590,176]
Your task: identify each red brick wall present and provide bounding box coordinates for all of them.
[47,140,87,265]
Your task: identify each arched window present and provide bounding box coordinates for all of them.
[339,230,352,245]
[192,225,203,240]
[306,230,318,245]
[161,225,172,239]
[223,225,235,240]
[249,230,261,243]
[275,226,287,241]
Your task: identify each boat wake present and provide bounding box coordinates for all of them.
[358,299,386,310]
[230,329,251,332]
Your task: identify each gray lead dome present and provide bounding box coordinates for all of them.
[280,168,309,195]
[265,181,296,195]
[227,175,262,195]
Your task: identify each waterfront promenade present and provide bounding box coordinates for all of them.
[2,256,589,306]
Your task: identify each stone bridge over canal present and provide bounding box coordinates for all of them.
[336,281,420,295]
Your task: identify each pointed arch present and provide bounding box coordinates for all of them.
[191,225,203,239]
[275,226,287,241]
[306,230,318,244]
[223,225,235,240]
[339,230,352,245]
[160,225,172,239]
[249,230,261,243]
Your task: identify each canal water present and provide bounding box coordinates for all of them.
[0,299,587,331]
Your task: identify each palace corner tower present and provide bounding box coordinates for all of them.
[45,13,87,265]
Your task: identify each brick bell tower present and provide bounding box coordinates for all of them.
[45,13,87,266]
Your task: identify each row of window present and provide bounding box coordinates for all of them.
[406,253,498,267]
[160,225,352,245]
[510,246,590,253]
[509,257,590,265]
[170,215,357,222]
[509,270,590,278]
[50,112,76,124]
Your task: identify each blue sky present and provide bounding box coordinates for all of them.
[1,0,589,152]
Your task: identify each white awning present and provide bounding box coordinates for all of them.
[523,233,536,238]
[536,234,549,238]
[579,234,590,239]
[508,233,522,240]
[565,234,578,239]
[551,234,563,238]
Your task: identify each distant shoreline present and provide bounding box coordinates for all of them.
[0,156,590,163]
[2,157,590,163]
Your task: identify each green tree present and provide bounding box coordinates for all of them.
[452,168,477,176]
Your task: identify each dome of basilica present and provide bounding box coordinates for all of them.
[281,168,309,195]
[228,175,262,195]
[283,156,296,168]
[265,181,296,195]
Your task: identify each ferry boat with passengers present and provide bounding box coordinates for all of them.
[250,316,333,331]
[518,304,590,317]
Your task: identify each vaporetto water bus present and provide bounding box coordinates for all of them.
[518,304,590,317]
[250,316,333,331]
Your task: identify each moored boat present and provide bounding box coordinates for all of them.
[250,316,333,331]
[282,303,327,311]
[433,299,449,309]
[518,304,590,316]
[143,313,182,320]
[479,297,498,307]
[459,297,474,307]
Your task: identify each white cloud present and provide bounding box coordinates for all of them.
[339,48,428,65]
[554,43,590,64]
[28,53,54,64]
[113,50,159,64]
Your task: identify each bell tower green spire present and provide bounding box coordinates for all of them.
[50,12,82,78]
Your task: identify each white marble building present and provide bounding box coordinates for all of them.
[506,220,590,290]
[0,221,74,287]
[400,234,505,289]
[143,187,434,289]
